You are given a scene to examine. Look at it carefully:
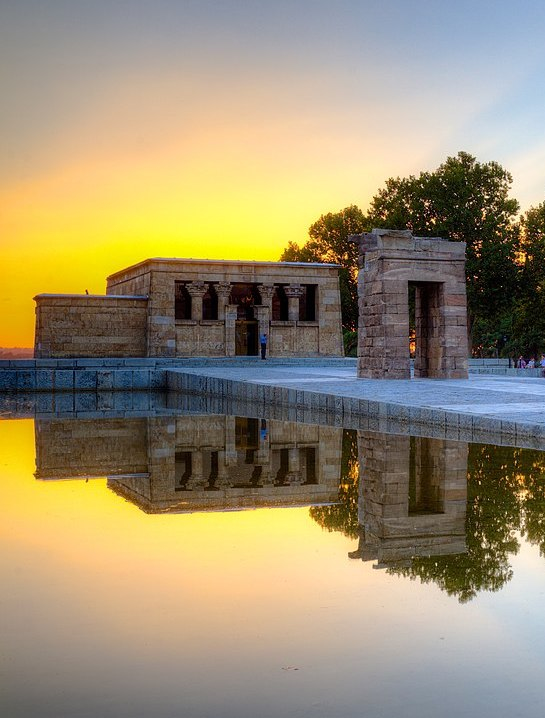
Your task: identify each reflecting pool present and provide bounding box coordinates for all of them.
[2,408,545,717]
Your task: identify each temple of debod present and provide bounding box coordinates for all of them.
[8,227,542,448]
[32,229,469,381]
[34,259,344,359]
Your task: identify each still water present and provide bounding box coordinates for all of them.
[2,409,545,717]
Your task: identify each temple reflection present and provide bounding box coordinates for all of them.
[35,414,470,562]
[35,415,343,512]
[31,412,545,601]
[348,433,468,567]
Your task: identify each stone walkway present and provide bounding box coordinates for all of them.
[170,363,545,446]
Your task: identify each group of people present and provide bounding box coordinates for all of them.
[516,355,545,369]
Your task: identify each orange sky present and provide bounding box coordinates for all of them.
[2,1,545,347]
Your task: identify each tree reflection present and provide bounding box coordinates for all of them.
[392,445,523,602]
[310,430,359,539]
[310,436,545,602]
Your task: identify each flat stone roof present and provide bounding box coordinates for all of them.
[34,293,148,300]
[107,257,340,281]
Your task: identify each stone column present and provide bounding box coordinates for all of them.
[285,284,304,322]
[258,284,275,311]
[224,416,238,466]
[216,282,232,321]
[254,305,270,354]
[285,447,302,485]
[186,450,206,490]
[255,420,271,482]
[216,449,231,489]
[187,281,206,321]
[225,304,238,357]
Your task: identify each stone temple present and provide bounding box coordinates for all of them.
[34,258,344,358]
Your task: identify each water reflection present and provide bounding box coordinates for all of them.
[33,413,545,602]
[312,433,545,602]
[35,415,343,512]
[350,434,468,564]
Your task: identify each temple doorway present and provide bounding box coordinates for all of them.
[231,282,260,356]
[410,280,445,378]
[235,320,258,356]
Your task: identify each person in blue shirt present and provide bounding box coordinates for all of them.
[260,333,267,360]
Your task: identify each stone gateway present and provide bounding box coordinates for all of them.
[351,229,469,379]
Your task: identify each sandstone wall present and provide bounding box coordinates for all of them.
[107,259,344,357]
[34,295,148,358]
[353,229,468,379]
[35,418,148,479]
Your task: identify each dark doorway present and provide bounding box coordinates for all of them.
[409,281,444,378]
[235,320,258,356]
[230,283,260,319]
[408,437,444,515]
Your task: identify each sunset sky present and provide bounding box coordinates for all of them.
[2,0,545,347]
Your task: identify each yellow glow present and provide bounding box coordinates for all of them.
[0,116,390,347]
[0,419,349,609]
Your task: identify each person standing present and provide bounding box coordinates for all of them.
[260,332,268,360]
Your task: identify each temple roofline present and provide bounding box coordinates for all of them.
[107,257,340,281]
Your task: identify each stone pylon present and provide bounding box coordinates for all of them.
[350,229,468,379]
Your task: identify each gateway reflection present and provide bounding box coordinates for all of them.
[349,433,468,566]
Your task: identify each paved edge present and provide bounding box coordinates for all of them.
[166,368,545,451]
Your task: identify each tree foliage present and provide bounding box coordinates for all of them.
[310,437,545,602]
[310,430,360,538]
[280,205,367,331]
[279,151,544,355]
[509,202,545,358]
[366,151,521,346]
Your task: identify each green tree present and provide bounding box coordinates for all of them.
[366,152,521,352]
[390,444,523,602]
[510,202,545,358]
[280,205,368,332]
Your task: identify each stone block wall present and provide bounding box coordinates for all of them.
[35,418,148,479]
[107,259,343,358]
[34,295,148,358]
[355,432,468,564]
[175,321,226,356]
[352,229,468,379]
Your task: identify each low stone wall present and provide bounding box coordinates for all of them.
[0,357,356,392]
[34,294,148,358]
[167,369,545,449]
[1,356,543,393]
